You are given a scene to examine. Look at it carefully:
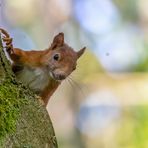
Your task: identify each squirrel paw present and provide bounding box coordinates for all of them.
[2,38,14,54]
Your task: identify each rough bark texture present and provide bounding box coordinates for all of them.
[0,34,58,148]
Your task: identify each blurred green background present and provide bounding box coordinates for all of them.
[1,0,148,148]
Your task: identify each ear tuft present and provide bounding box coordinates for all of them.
[51,32,64,49]
[77,47,86,58]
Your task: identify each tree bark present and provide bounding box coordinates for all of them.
[0,34,58,148]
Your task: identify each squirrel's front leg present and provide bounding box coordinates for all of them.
[0,28,15,55]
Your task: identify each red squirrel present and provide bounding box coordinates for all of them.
[0,28,85,106]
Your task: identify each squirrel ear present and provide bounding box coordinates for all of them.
[51,32,64,49]
[77,47,86,58]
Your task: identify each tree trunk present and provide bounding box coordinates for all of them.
[0,34,58,148]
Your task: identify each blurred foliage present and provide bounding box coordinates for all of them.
[134,43,148,72]
[74,49,103,83]
[117,106,148,148]
[113,0,139,22]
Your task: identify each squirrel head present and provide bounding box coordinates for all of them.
[43,32,86,81]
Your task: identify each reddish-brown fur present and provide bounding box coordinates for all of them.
[0,28,85,106]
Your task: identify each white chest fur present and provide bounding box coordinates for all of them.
[16,67,51,94]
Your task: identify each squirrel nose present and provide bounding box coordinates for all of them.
[58,74,66,80]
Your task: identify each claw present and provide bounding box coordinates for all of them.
[2,37,12,42]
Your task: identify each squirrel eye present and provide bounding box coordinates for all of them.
[53,53,60,61]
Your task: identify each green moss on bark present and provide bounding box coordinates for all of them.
[0,80,23,143]
[0,79,58,147]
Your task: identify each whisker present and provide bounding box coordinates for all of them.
[66,77,75,90]
[68,78,78,92]
[68,76,86,98]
